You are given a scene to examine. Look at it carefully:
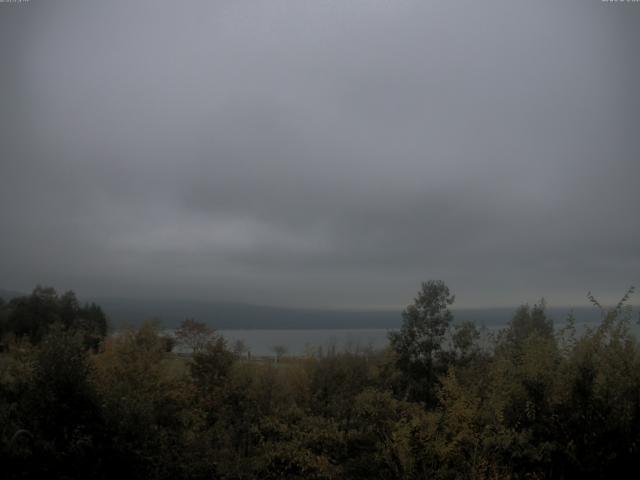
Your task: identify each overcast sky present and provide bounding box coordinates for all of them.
[1,0,639,309]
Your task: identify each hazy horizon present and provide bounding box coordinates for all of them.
[1,0,639,310]
[2,286,636,315]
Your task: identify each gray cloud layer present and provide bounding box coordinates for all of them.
[1,0,639,308]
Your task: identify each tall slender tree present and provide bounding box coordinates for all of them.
[388,280,455,404]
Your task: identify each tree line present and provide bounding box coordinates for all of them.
[1,281,639,479]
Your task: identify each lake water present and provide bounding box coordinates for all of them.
[169,318,637,357]
[214,323,592,357]
[215,329,391,356]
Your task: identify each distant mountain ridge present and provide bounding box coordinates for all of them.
[0,289,24,301]
[87,297,400,329]
[86,297,609,330]
[0,288,621,330]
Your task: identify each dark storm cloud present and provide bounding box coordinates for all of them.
[1,0,639,308]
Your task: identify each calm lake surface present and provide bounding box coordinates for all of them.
[217,329,392,356]
[167,318,632,357]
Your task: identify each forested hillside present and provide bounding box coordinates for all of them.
[1,282,639,479]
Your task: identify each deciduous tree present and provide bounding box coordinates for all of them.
[388,280,455,404]
[174,318,216,354]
